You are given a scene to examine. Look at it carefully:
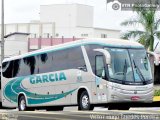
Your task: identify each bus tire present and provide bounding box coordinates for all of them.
[78,91,94,111]
[18,96,28,111]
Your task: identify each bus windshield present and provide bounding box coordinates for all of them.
[129,49,152,82]
[106,48,152,84]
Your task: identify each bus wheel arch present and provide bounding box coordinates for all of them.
[77,88,94,110]
[18,94,28,111]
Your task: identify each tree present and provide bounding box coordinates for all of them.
[121,0,160,51]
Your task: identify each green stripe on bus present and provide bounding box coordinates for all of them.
[4,76,77,104]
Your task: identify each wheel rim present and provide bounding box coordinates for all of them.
[20,99,26,111]
[82,95,89,109]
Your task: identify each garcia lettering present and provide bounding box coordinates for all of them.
[30,72,67,84]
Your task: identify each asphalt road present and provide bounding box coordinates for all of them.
[0,107,160,120]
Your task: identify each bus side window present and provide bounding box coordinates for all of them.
[23,56,38,75]
[95,55,105,79]
[2,61,14,78]
[85,45,103,74]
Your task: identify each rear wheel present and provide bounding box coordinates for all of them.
[78,91,94,111]
[18,96,27,111]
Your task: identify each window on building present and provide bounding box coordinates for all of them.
[101,34,107,38]
[43,33,50,38]
[34,34,37,38]
[81,34,88,37]
[56,33,59,37]
[30,33,37,38]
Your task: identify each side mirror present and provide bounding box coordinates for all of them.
[94,49,111,65]
[78,66,87,71]
[147,51,159,66]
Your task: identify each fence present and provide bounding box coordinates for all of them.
[28,37,82,52]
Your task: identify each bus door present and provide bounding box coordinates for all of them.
[94,49,111,103]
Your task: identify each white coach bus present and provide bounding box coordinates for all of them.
[1,38,155,111]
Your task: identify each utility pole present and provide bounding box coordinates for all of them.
[1,0,4,63]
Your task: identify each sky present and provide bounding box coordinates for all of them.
[0,0,137,30]
[0,0,160,49]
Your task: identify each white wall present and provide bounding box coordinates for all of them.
[93,28,120,38]
[5,24,17,35]
[29,24,40,38]
[76,4,93,28]
[40,4,77,28]
[4,34,28,57]
[54,26,120,38]
[0,23,120,39]
[42,23,55,38]
[17,24,29,33]
[0,23,55,38]
[40,4,93,28]
[55,26,94,38]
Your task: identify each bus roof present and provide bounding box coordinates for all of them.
[3,38,144,62]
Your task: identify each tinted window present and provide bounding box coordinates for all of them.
[96,55,105,79]
[85,45,103,74]
[38,53,53,73]
[12,59,20,77]
[7,56,39,78]
[38,47,85,73]
[14,59,32,77]
[52,47,85,71]
[2,61,14,78]
[53,49,69,71]
[2,46,85,78]
[23,56,38,75]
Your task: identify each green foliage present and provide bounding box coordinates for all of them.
[121,0,160,51]
[154,90,160,96]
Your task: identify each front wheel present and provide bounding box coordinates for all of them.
[78,91,94,111]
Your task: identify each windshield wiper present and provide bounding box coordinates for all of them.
[123,59,127,84]
[133,60,146,85]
